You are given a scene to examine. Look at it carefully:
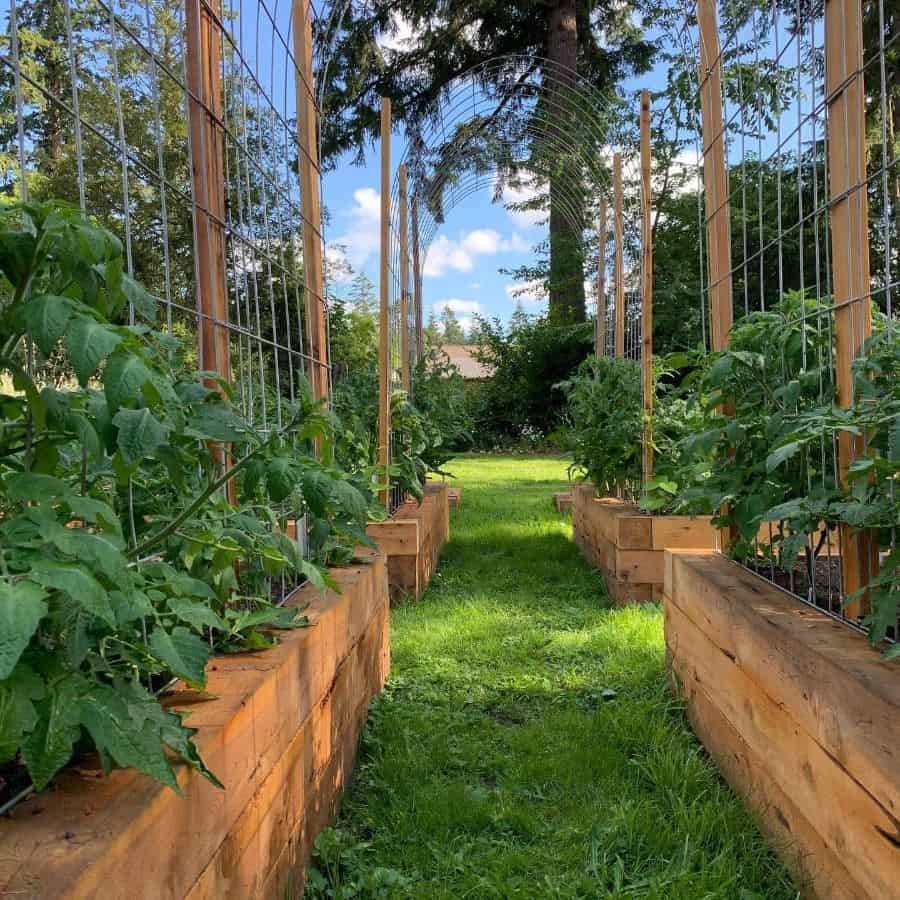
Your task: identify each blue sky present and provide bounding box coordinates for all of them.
[321,145,548,333]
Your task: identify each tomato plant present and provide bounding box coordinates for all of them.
[0,202,376,793]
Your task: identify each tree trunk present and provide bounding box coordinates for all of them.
[545,0,586,324]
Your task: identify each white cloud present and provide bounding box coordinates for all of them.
[433,298,482,315]
[497,176,547,227]
[332,187,381,271]
[424,234,475,277]
[378,13,416,53]
[424,228,530,278]
[505,280,547,306]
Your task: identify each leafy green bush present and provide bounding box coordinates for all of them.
[663,292,898,653]
[332,350,471,500]
[0,202,375,793]
[559,354,712,509]
[470,314,593,448]
[558,356,643,497]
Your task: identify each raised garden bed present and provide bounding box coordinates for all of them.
[0,551,390,899]
[553,491,573,514]
[664,550,900,900]
[572,483,715,604]
[367,481,450,603]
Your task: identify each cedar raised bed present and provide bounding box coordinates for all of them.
[664,550,900,900]
[572,483,715,604]
[366,481,450,603]
[0,551,391,900]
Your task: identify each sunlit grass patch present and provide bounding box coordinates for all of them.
[307,455,798,899]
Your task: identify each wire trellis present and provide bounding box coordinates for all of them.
[0,0,338,600]
[658,0,898,634]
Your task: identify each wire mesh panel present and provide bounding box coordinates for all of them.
[0,0,330,600]
[663,0,898,637]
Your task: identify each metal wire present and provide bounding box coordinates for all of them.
[0,0,328,596]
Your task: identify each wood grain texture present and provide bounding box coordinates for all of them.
[0,554,391,899]
[665,550,900,899]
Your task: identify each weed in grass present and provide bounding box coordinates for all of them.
[307,456,799,899]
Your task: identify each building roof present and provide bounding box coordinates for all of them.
[439,344,493,380]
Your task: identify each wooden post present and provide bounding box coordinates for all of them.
[613,153,625,358]
[412,194,424,361]
[824,0,877,616]
[186,0,232,493]
[293,0,328,405]
[399,164,410,392]
[186,0,228,387]
[379,98,391,509]
[596,196,607,357]
[698,0,734,552]
[697,0,733,351]
[640,89,654,486]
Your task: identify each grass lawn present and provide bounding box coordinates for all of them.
[307,455,798,899]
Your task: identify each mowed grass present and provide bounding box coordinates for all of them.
[308,455,798,899]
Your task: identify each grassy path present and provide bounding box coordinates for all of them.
[308,456,796,899]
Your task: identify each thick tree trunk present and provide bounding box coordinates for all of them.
[545,0,586,323]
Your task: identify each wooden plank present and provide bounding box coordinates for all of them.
[399,163,410,392]
[824,0,878,615]
[670,662,870,900]
[666,550,900,823]
[616,514,653,550]
[640,88,653,486]
[650,516,716,551]
[665,596,900,899]
[0,557,389,899]
[596,196,607,356]
[366,519,420,556]
[613,153,625,357]
[292,0,328,404]
[378,97,391,509]
[616,549,665,585]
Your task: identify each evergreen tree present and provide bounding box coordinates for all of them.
[316,0,653,324]
[439,307,467,343]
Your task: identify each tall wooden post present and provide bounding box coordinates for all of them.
[186,0,232,492]
[378,98,391,509]
[697,0,733,351]
[186,0,228,387]
[399,164,411,392]
[412,194,424,361]
[293,0,328,405]
[596,196,607,357]
[640,89,654,486]
[613,153,625,358]
[825,0,877,616]
[698,0,734,552]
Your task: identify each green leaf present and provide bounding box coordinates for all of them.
[121,273,157,322]
[113,407,171,465]
[64,316,122,385]
[30,560,114,627]
[149,626,210,688]
[0,581,48,679]
[330,478,369,523]
[766,441,802,472]
[166,598,224,633]
[182,405,247,442]
[104,351,153,412]
[4,472,72,504]
[20,294,74,357]
[267,457,297,502]
[0,666,44,764]
[0,230,37,286]
[22,675,83,790]
[77,683,179,791]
